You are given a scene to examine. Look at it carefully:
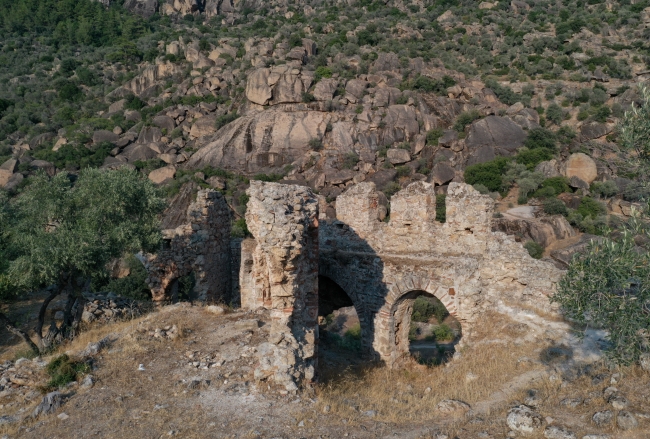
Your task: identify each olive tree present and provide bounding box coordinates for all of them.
[619,85,650,179]
[0,168,164,354]
[552,230,650,365]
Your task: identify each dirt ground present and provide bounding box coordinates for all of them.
[1,299,649,439]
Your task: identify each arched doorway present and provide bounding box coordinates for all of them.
[392,290,461,366]
[318,276,363,362]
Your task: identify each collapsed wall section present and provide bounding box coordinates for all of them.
[145,189,231,303]
[244,181,319,392]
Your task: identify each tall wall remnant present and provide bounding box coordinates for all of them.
[244,180,563,369]
[244,181,319,392]
[145,189,231,303]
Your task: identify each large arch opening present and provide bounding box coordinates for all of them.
[317,275,363,365]
[393,290,462,366]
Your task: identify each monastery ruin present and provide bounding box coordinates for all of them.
[146,180,563,391]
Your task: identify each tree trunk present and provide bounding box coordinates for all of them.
[0,311,40,356]
[35,288,61,349]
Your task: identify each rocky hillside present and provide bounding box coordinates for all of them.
[1,0,650,256]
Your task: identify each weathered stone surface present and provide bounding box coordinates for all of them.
[121,143,158,162]
[431,162,456,185]
[243,181,562,369]
[189,115,217,138]
[152,115,176,133]
[387,148,411,164]
[0,169,12,188]
[640,353,650,371]
[493,215,575,248]
[616,411,638,430]
[246,68,273,105]
[544,426,576,439]
[564,153,598,185]
[145,190,231,303]
[436,399,471,414]
[313,79,338,101]
[33,392,63,417]
[244,181,319,391]
[465,116,527,165]
[93,130,119,145]
[507,405,544,434]
[536,160,562,178]
[187,109,329,173]
[580,122,612,140]
[148,165,176,185]
[592,410,613,427]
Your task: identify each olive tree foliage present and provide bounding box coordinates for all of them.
[618,85,650,180]
[0,168,165,353]
[552,229,650,365]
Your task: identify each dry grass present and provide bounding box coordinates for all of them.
[316,340,543,426]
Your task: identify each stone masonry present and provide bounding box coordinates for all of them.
[145,189,231,303]
[243,180,563,369]
[244,181,319,392]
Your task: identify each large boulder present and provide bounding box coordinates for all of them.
[563,153,598,184]
[189,115,217,138]
[246,68,273,105]
[0,169,12,188]
[431,162,456,185]
[465,116,527,165]
[313,79,338,101]
[506,405,544,434]
[387,148,411,165]
[148,165,176,185]
[152,115,176,133]
[93,130,120,145]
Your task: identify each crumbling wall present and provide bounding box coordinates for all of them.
[145,189,231,303]
[245,181,319,392]
[242,180,563,370]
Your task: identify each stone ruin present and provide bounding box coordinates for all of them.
[240,180,562,389]
[144,189,232,303]
[146,180,563,391]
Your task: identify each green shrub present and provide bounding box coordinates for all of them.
[552,232,650,364]
[591,180,618,198]
[546,103,564,125]
[342,152,359,170]
[98,255,151,300]
[515,148,553,170]
[383,182,402,199]
[395,165,411,177]
[524,241,544,259]
[302,92,315,103]
[315,66,333,81]
[577,197,606,219]
[431,324,454,342]
[308,138,323,151]
[532,186,556,199]
[473,184,489,194]
[464,157,510,192]
[524,127,557,151]
[231,218,249,238]
[436,194,446,223]
[539,177,571,195]
[412,296,449,323]
[426,128,443,145]
[44,355,90,390]
[124,95,146,111]
[453,110,481,132]
[542,198,569,216]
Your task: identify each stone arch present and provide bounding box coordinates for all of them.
[374,273,463,367]
[318,265,375,355]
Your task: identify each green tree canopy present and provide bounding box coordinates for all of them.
[1,168,164,352]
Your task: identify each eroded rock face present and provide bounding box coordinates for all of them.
[507,405,545,434]
[244,181,319,392]
[563,153,598,185]
[465,116,527,165]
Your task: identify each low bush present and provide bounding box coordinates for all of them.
[431,324,454,342]
[577,196,606,219]
[44,355,90,391]
[426,128,443,145]
[463,157,510,192]
[436,194,446,223]
[453,110,481,132]
[542,198,569,216]
[412,296,449,323]
[539,177,571,195]
[231,218,249,238]
[524,241,544,259]
[515,147,553,170]
[523,127,557,151]
[591,180,618,198]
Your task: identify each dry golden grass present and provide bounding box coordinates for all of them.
[316,339,543,426]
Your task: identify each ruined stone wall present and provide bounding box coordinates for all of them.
[145,189,231,303]
[321,181,562,366]
[244,181,319,392]
[242,180,562,369]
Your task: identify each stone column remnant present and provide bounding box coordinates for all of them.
[245,181,319,392]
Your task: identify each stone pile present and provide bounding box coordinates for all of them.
[81,292,147,324]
